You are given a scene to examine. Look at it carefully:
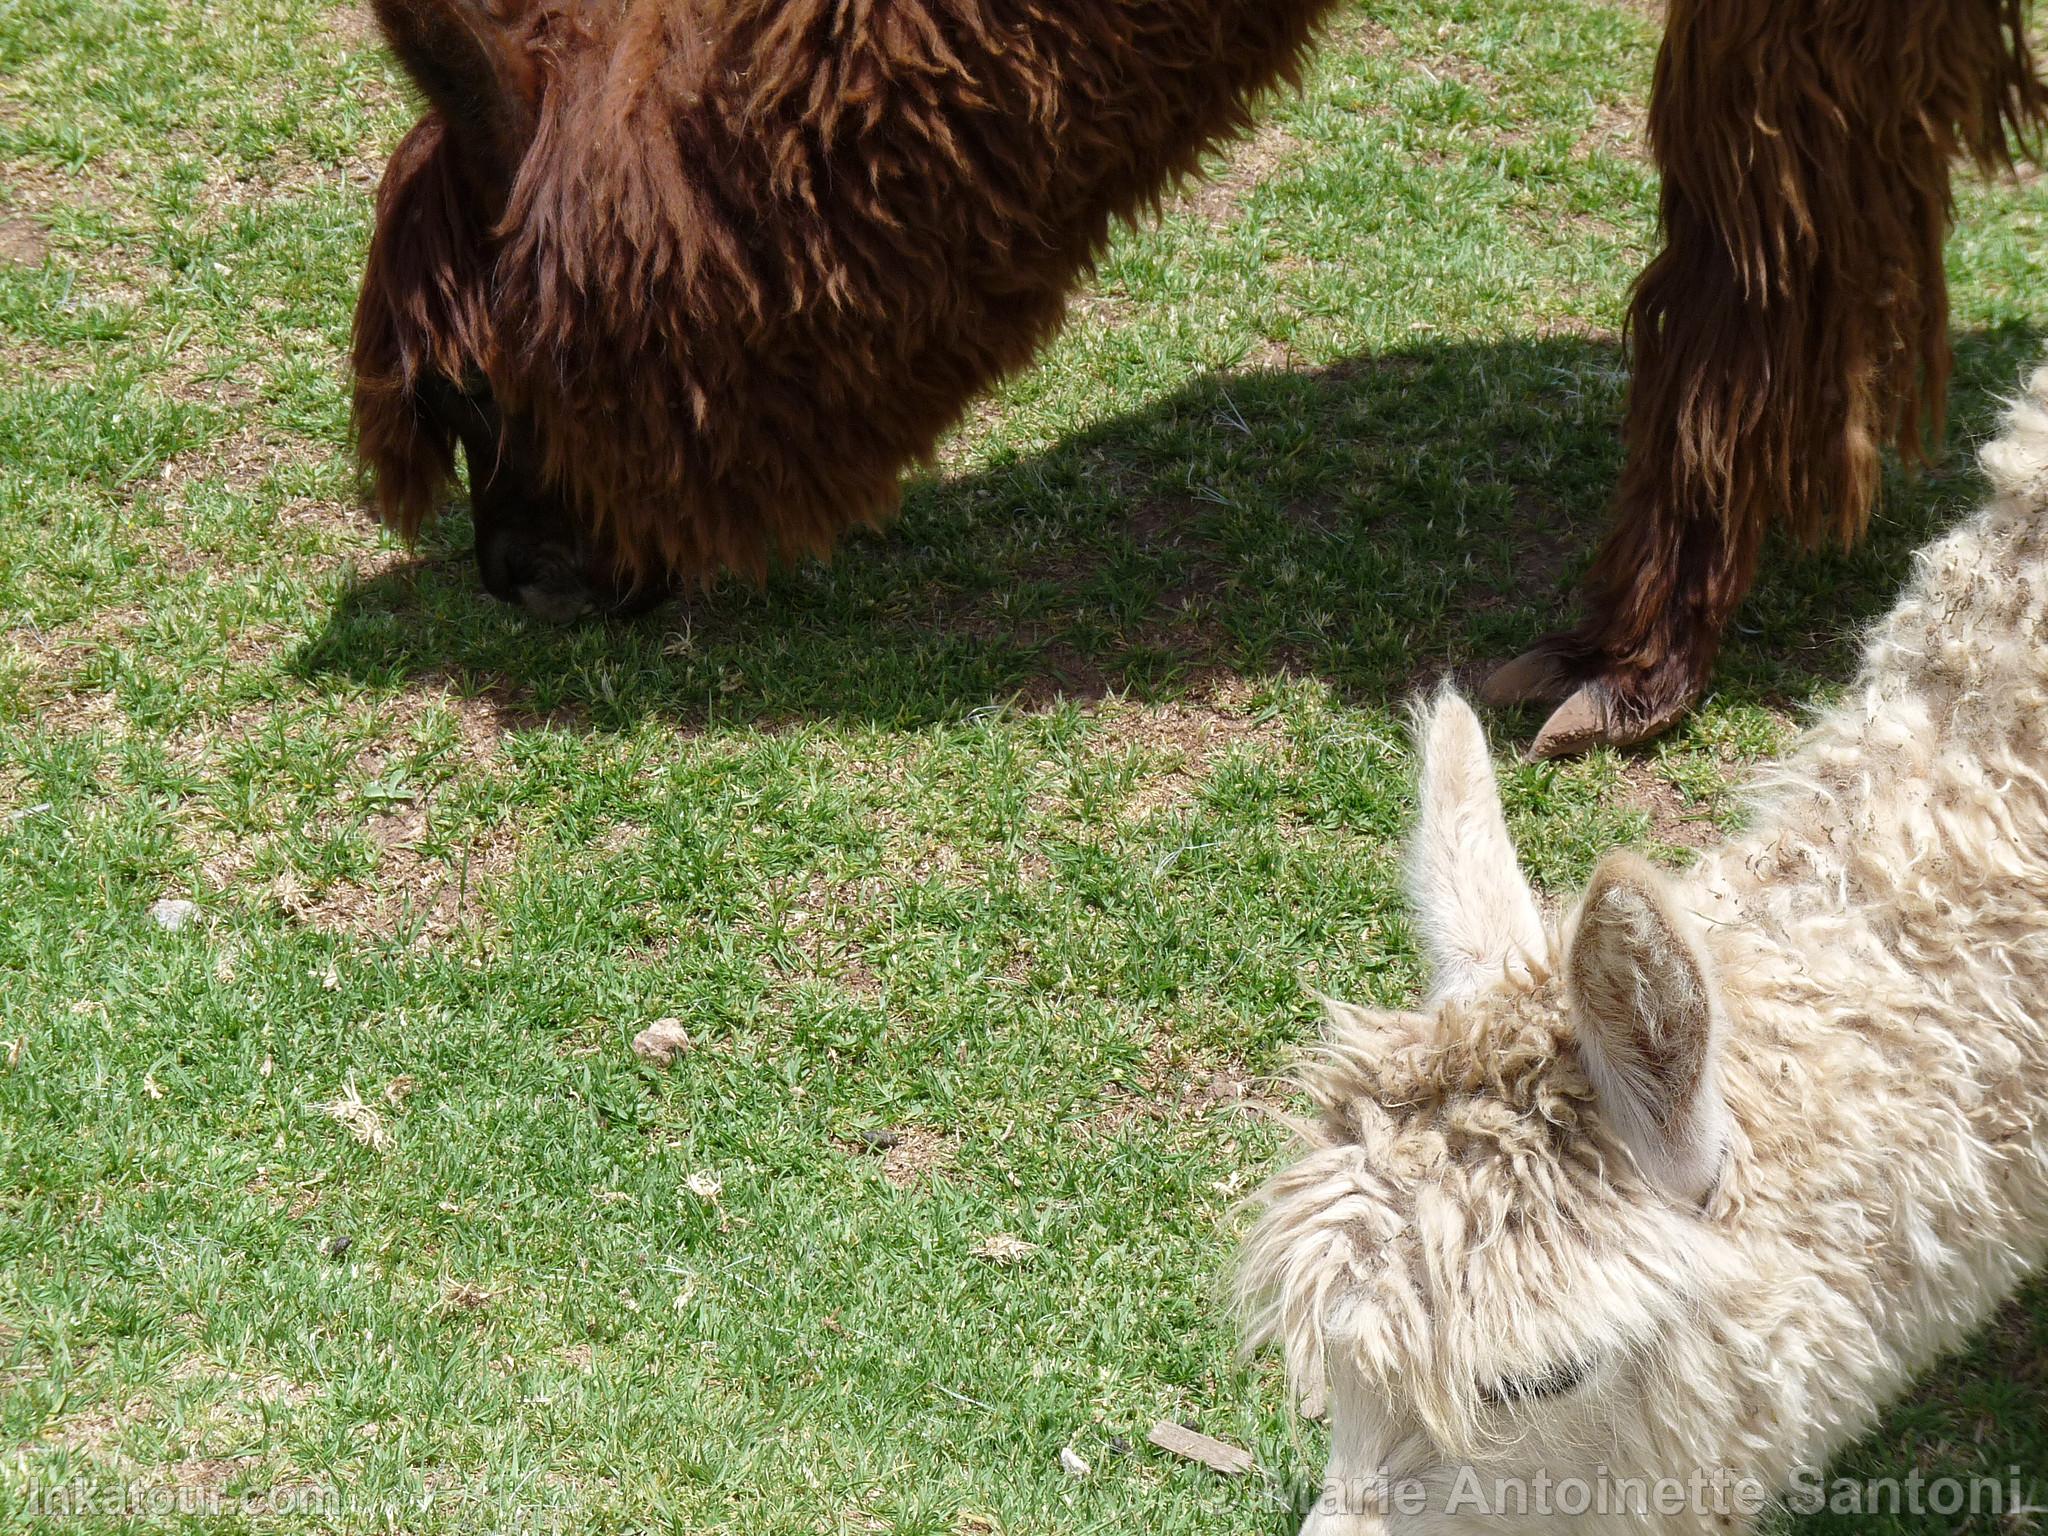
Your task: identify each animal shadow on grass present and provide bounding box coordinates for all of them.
[294,325,2048,1524]
[292,324,2046,735]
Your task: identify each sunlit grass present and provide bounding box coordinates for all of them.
[2,1,2043,1530]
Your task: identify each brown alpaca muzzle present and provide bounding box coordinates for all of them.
[472,506,668,626]
[415,374,666,624]
[470,494,620,625]
[473,487,670,626]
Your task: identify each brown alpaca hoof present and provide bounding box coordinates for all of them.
[514,582,598,625]
[1485,637,1706,759]
[1479,646,1583,710]
[474,514,672,625]
[483,552,599,625]
[1526,684,1618,759]
[1524,677,1699,760]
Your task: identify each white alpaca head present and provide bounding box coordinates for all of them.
[1243,692,1755,1535]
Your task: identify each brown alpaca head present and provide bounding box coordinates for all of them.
[350,0,665,621]
[350,0,1340,609]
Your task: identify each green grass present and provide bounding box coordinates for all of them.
[2,0,2045,1531]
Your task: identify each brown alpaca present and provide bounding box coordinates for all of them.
[352,0,2045,752]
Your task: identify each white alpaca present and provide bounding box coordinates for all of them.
[1239,371,2048,1534]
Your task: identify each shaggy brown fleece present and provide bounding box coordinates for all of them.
[352,113,497,539]
[354,0,2047,755]
[1491,0,2048,754]
[355,0,1337,583]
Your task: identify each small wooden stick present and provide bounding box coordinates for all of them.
[1146,1420,1254,1476]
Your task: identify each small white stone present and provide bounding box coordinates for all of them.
[149,898,200,932]
[684,1171,723,1202]
[631,1018,693,1064]
[1058,1447,1091,1479]
[971,1233,1039,1263]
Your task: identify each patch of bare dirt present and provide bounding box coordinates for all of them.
[201,139,391,207]
[0,765,37,817]
[326,0,379,49]
[245,1166,326,1218]
[23,659,131,735]
[145,687,533,942]
[157,63,397,206]
[1062,285,1134,334]
[1616,761,1720,852]
[1171,122,1302,227]
[786,925,883,998]
[379,685,519,763]
[25,1357,311,1473]
[174,686,511,781]
[1,158,151,305]
[1583,98,1647,164]
[435,1279,505,1315]
[34,1403,132,1458]
[261,803,521,942]
[1092,686,1290,820]
[1532,318,1621,346]
[931,394,1020,472]
[837,1124,957,1188]
[1,160,102,230]
[0,211,46,265]
[873,1126,956,1188]
[1413,51,1504,101]
[1088,1032,1280,1138]
[152,404,343,527]
[163,1357,311,1409]
[276,495,399,569]
[1242,336,1304,372]
[159,1455,254,1494]
[760,868,894,998]
[1343,17,1400,56]
[600,820,648,855]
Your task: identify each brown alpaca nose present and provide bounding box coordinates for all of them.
[473,510,673,625]
[474,523,600,623]
[505,567,600,625]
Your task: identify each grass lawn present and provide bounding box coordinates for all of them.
[2,0,2046,1531]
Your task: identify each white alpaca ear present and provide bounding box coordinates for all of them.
[1567,852,1730,1203]
[1408,690,1545,1002]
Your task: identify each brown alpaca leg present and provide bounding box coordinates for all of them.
[1482,478,1766,759]
[1486,0,2048,759]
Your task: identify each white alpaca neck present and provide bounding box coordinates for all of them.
[1680,377,2048,1475]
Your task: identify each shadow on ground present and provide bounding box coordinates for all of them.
[294,324,2046,734]
[292,325,2048,1525]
